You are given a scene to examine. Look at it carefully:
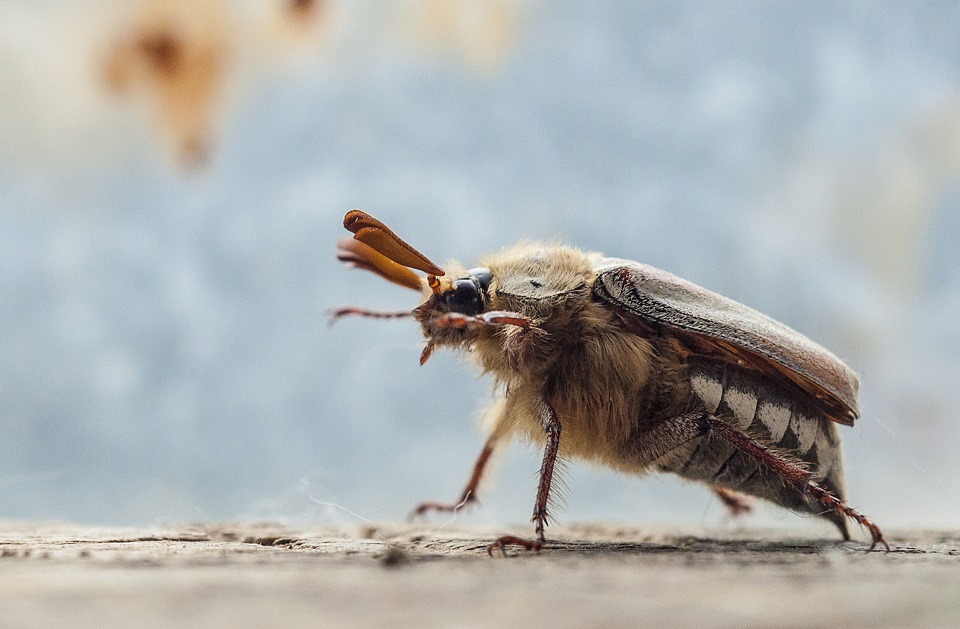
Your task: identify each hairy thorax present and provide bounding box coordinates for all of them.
[455,245,679,466]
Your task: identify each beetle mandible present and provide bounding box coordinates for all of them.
[333,210,888,554]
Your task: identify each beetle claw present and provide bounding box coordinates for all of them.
[486,535,543,557]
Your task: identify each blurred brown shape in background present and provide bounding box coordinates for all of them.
[101,0,328,169]
[103,0,231,168]
[97,0,526,168]
[268,0,329,42]
[403,0,525,73]
[287,0,325,28]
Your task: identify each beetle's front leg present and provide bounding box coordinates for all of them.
[409,430,499,519]
[424,310,534,332]
[328,307,413,325]
[420,310,536,365]
[488,399,561,556]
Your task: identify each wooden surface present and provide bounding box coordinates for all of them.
[1,521,958,628]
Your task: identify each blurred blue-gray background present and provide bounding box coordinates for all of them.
[1,0,959,537]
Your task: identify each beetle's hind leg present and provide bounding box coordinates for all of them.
[805,483,886,550]
[706,416,889,551]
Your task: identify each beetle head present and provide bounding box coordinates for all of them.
[337,209,493,328]
[435,267,493,316]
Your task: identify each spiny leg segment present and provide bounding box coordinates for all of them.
[488,399,561,556]
[489,411,710,556]
[706,415,888,551]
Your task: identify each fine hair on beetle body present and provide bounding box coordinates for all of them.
[334,209,888,555]
[427,243,668,466]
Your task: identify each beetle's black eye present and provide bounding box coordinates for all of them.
[468,267,493,291]
[445,278,484,315]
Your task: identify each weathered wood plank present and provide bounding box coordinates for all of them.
[0,522,957,628]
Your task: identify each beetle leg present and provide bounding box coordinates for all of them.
[480,311,533,329]
[409,432,498,520]
[463,410,708,551]
[804,483,889,552]
[487,535,542,556]
[423,311,536,368]
[706,416,889,551]
[328,307,412,326]
[419,339,436,365]
[488,399,560,556]
[711,486,753,517]
[531,399,561,542]
[487,411,712,556]
[425,310,533,333]
[628,412,711,464]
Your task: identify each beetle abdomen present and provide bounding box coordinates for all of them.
[664,358,848,535]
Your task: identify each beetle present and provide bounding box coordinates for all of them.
[334,209,888,554]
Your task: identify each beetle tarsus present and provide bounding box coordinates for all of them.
[408,494,476,520]
[805,482,890,552]
[532,507,550,541]
[486,535,543,557]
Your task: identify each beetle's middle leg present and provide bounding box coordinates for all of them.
[488,398,561,556]
[488,409,716,556]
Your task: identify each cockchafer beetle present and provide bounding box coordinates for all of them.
[334,210,888,554]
